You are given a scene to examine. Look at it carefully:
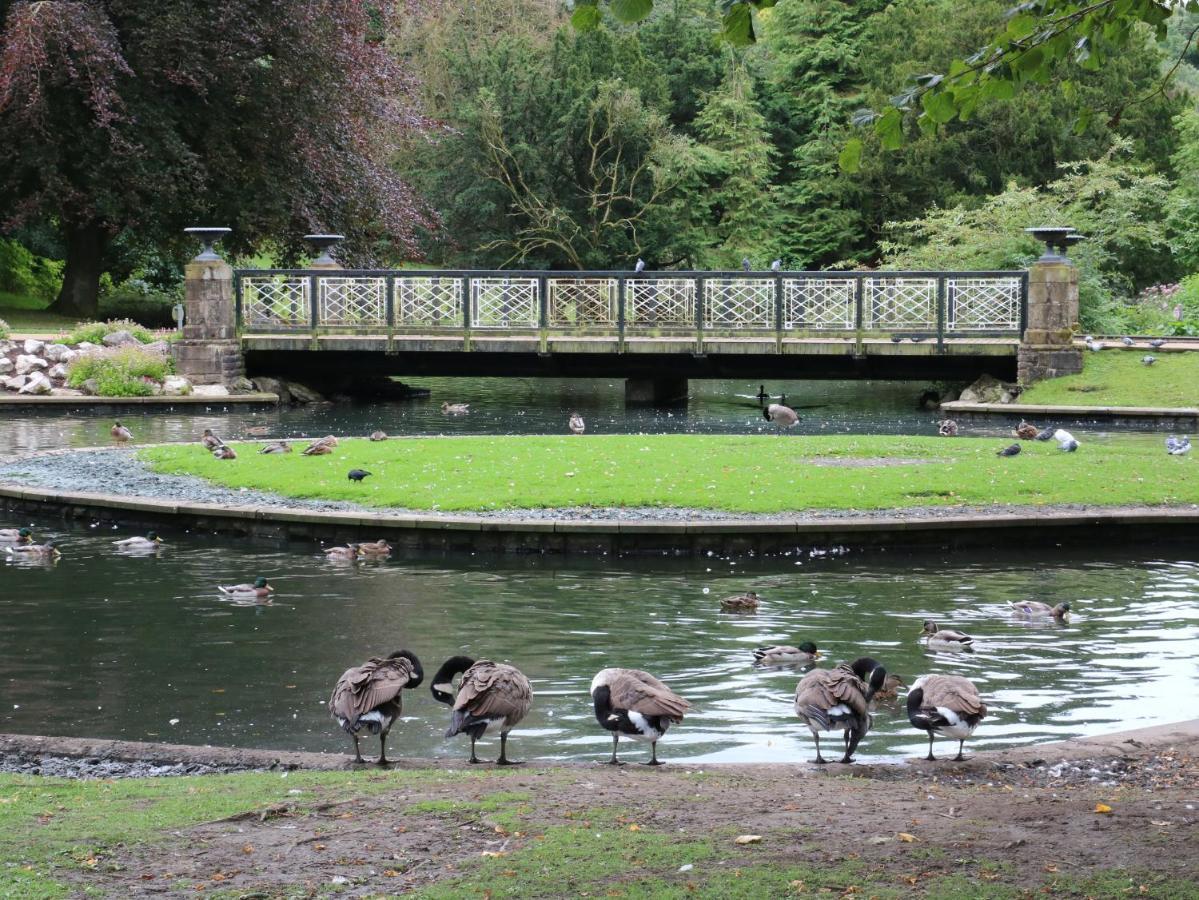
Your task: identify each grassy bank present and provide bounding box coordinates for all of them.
[140,433,1198,513]
[1018,351,1199,408]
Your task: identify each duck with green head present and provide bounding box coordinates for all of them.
[0,527,32,543]
[113,531,164,550]
[218,576,274,597]
[752,641,821,667]
[6,541,60,559]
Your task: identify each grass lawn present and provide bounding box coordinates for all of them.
[1018,350,1199,408]
[0,291,75,335]
[140,433,1198,513]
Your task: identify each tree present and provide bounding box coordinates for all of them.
[0,0,429,318]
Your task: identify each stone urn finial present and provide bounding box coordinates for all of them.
[1024,226,1076,263]
[184,227,232,262]
[304,234,345,268]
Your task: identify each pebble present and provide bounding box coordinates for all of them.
[0,752,259,779]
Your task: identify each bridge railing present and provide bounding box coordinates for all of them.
[234,269,1027,339]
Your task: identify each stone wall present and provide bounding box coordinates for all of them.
[172,256,244,385]
[1018,258,1083,385]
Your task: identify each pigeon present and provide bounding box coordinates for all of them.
[347,469,372,482]
[764,404,799,431]
[1085,339,1104,351]
[996,444,1021,457]
[634,258,645,273]
[770,259,782,272]
[1167,436,1192,456]
[1149,339,1166,349]
[1142,355,1156,366]
[1058,438,1079,452]
[910,336,925,343]
[938,419,958,437]
[890,334,903,343]
[1083,335,1094,342]
[1034,426,1056,441]
[1053,429,1076,444]
[1121,336,1134,346]
[569,413,585,435]
[741,257,752,272]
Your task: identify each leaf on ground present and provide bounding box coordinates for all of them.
[733,834,762,845]
[897,832,918,842]
[1094,802,1113,814]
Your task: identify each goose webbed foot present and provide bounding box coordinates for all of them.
[925,753,937,762]
[605,757,625,766]
[839,755,855,764]
[642,758,664,766]
[351,736,365,765]
[496,757,522,766]
[954,741,968,762]
[495,734,521,766]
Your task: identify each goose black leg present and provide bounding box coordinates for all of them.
[841,725,863,764]
[352,735,365,765]
[605,734,622,765]
[643,741,663,766]
[496,732,521,766]
[377,731,390,767]
[925,732,936,762]
[954,740,967,762]
[813,734,828,765]
[468,735,481,764]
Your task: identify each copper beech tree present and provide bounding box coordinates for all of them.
[0,0,430,317]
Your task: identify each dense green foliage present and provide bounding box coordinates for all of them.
[0,316,8,340]
[66,345,171,397]
[64,319,155,347]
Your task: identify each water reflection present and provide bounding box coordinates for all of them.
[1,521,1195,763]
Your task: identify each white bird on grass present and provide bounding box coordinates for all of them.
[1166,436,1191,456]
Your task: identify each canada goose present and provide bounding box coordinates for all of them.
[259,440,292,454]
[213,445,237,460]
[752,641,820,667]
[0,527,32,543]
[907,674,987,761]
[201,428,224,451]
[369,430,388,441]
[217,576,273,597]
[431,656,533,765]
[5,541,60,559]
[1010,600,1071,620]
[719,591,760,612]
[763,403,798,431]
[1015,421,1038,440]
[113,532,163,550]
[324,544,360,561]
[441,402,469,414]
[854,657,907,701]
[356,540,392,557]
[920,620,975,651]
[348,469,372,482]
[793,657,888,764]
[590,667,690,765]
[996,443,1020,457]
[329,650,424,765]
[569,413,586,435]
[937,419,958,437]
[111,421,132,442]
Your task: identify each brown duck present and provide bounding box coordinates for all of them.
[431,657,533,765]
[1014,420,1039,440]
[328,650,424,765]
[719,591,760,612]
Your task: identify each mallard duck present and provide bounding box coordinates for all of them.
[720,591,760,612]
[357,540,392,557]
[5,541,60,559]
[853,657,907,700]
[212,445,237,460]
[201,428,224,451]
[441,402,470,414]
[591,667,690,765]
[369,430,388,441]
[259,440,292,454]
[0,527,32,543]
[431,656,533,765]
[569,413,586,435]
[1010,600,1071,620]
[1015,421,1038,440]
[763,403,798,431]
[920,620,975,651]
[329,650,424,765]
[937,419,958,437]
[111,421,132,442]
[794,658,888,764]
[301,441,332,456]
[324,544,360,561]
[217,576,273,597]
[113,532,163,550]
[753,641,820,667]
[907,674,987,761]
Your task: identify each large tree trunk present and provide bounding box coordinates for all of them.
[48,221,107,321]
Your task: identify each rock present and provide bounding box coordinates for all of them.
[22,338,44,354]
[191,384,230,398]
[162,375,192,396]
[0,359,12,376]
[287,381,326,404]
[142,340,170,356]
[18,372,52,395]
[228,376,255,395]
[0,340,13,355]
[47,363,68,380]
[15,354,48,375]
[101,330,139,348]
[4,374,27,391]
[75,341,98,352]
[251,376,291,404]
[49,388,84,397]
[43,343,73,363]
[80,378,99,396]
[959,373,1018,405]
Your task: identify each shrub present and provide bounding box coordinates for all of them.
[0,238,62,302]
[65,318,155,347]
[99,278,180,328]
[66,346,170,397]
[0,317,9,340]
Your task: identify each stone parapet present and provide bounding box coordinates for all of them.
[172,339,244,384]
[1017,343,1083,384]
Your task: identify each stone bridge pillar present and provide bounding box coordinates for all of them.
[172,228,245,386]
[1017,252,1083,385]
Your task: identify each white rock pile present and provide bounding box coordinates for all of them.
[0,336,191,398]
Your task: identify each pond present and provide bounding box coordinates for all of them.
[3,520,1196,764]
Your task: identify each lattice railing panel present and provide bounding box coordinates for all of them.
[317,278,387,326]
[626,279,695,328]
[396,277,462,326]
[864,278,936,330]
[242,276,310,327]
[471,278,538,328]
[947,278,1021,331]
[703,279,773,329]
[783,279,856,330]
[548,279,616,326]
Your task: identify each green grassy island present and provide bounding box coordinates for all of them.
[141,433,1199,514]
[1017,351,1199,408]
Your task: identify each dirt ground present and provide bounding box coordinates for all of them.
[59,729,1198,899]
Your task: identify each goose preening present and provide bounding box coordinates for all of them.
[1149,338,1166,349]
[441,402,470,415]
[369,430,388,441]
[212,445,237,460]
[793,657,888,764]
[111,421,132,442]
[1142,355,1157,366]
[569,413,586,435]
[719,591,760,613]
[1035,426,1056,441]
[752,641,821,667]
[906,674,987,761]
[5,541,60,559]
[1010,600,1071,620]
[591,667,690,766]
[1015,421,1038,440]
[348,469,372,482]
[329,650,424,765]
[920,620,975,651]
[324,544,360,561]
[201,428,224,451]
[854,657,907,701]
[937,419,958,437]
[217,576,273,597]
[0,527,32,543]
[302,435,337,456]
[259,440,292,454]
[996,443,1020,457]
[763,403,799,431]
[431,656,533,765]
[113,532,163,550]
[1167,436,1192,456]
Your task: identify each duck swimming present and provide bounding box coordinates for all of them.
[920,620,975,651]
[753,641,821,667]
[0,527,32,543]
[113,532,164,550]
[1010,600,1071,620]
[720,591,760,612]
[218,576,273,597]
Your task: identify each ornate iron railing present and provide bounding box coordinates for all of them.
[236,269,1027,341]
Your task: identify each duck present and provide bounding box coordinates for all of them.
[752,641,821,667]
[763,403,799,431]
[329,650,424,765]
[937,419,958,437]
[217,576,273,597]
[302,435,338,455]
[111,421,133,442]
[719,591,760,613]
[212,445,237,460]
[569,413,586,435]
[201,428,224,451]
[430,656,533,765]
[5,541,60,559]
[793,657,888,764]
[356,540,392,557]
[324,544,360,561]
[259,440,292,454]
[441,402,470,415]
[369,430,388,441]
[1010,600,1071,620]
[1014,421,1038,440]
[113,532,164,550]
[907,674,987,761]
[853,657,907,701]
[920,620,975,651]
[0,527,32,543]
[590,667,690,766]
